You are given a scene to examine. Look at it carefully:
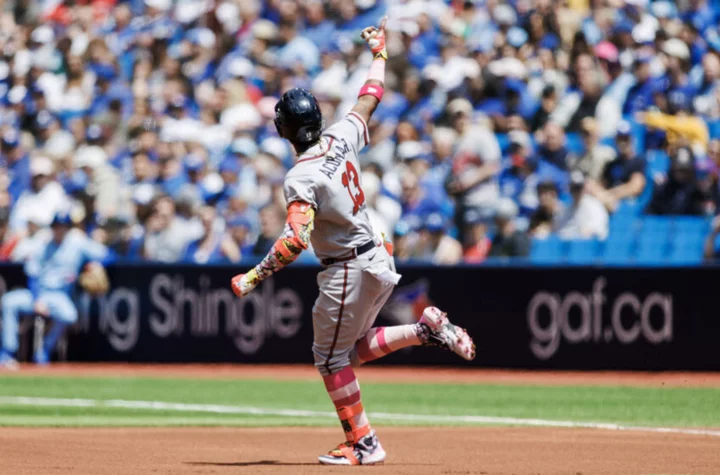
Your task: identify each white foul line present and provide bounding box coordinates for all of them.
[0,396,719,438]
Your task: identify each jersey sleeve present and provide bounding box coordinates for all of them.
[284,173,318,208]
[82,234,110,263]
[324,112,370,153]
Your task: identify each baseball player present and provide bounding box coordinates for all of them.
[231,18,475,466]
[0,212,109,369]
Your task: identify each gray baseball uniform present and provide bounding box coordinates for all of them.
[284,112,401,375]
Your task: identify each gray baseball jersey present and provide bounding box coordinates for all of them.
[284,112,375,260]
[282,111,401,375]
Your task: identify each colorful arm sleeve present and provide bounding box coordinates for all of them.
[244,201,315,286]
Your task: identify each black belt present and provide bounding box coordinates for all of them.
[321,240,377,266]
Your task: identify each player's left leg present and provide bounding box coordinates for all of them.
[312,262,390,465]
[1,289,34,369]
[36,292,78,365]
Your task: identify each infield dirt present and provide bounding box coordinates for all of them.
[2,426,719,474]
[1,364,720,474]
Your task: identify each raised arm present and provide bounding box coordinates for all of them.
[350,17,388,124]
[231,201,315,298]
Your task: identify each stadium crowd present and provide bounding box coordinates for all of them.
[1,0,720,265]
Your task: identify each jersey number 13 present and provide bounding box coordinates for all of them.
[341,161,365,215]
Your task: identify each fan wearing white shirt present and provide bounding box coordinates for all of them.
[9,157,70,235]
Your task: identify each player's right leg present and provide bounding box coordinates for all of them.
[35,292,78,365]
[349,248,475,366]
[1,289,34,369]
[350,305,476,365]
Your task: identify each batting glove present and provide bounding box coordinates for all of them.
[361,16,387,60]
[231,269,260,298]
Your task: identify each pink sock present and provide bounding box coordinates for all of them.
[322,366,371,443]
[353,325,421,365]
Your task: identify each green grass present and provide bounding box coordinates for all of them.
[0,375,718,428]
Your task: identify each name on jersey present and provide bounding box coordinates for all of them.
[319,139,350,180]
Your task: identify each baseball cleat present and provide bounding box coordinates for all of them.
[0,351,19,371]
[418,306,476,360]
[318,431,386,466]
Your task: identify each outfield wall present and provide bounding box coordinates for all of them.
[0,263,718,370]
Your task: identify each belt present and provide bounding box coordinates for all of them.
[321,240,378,266]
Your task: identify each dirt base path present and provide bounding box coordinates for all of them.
[7,363,720,387]
[1,427,718,475]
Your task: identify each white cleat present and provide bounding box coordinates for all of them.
[418,306,476,361]
[318,431,386,466]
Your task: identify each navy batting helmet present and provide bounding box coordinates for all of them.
[274,88,324,145]
[51,211,73,227]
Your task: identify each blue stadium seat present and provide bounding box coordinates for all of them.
[672,216,710,236]
[530,237,567,264]
[566,239,601,264]
[709,119,720,140]
[671,232,705,249]
[666,229,705,265]
[634,234,668,264]
[667,247,704,265]
[641,216,672,235]
[609,214,639,234]
[636,230,669,248]
[600,239,634,265]
[614,200,644,216]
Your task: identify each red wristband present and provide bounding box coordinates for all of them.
[358,84,384,101]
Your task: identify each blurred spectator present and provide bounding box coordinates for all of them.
[463,209,491,264]
[226,215,254,259]
[75,146,122,220]
[143,194,193,262]
[703,215,720,261]
[182,206,239,264]
[1,130,30,204]
[253,204,286,256]
[417,213,463,265]
[499,131,540,218]
[587,121,647,212]
[95,216,143,262]
[9,157,70,234]
[0,208,14,260]
[647,146,706,215]
[362,171,396,240]
[550,52,621,136]
[623,53,656,116]
[489,198,531,258]
[10,211,53,263]
[555,172,609,240]
[529,180,564,239]
[392,220,418,264]
[529,85,558,132]
[640,109,709,154]
[399,169,442,221]
[446,98,501,243]
[567,117,616,180]
[537,122,570,170]
[0,0,718,265]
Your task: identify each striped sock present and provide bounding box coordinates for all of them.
[353,325,421,365]
[322,366,371,443]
